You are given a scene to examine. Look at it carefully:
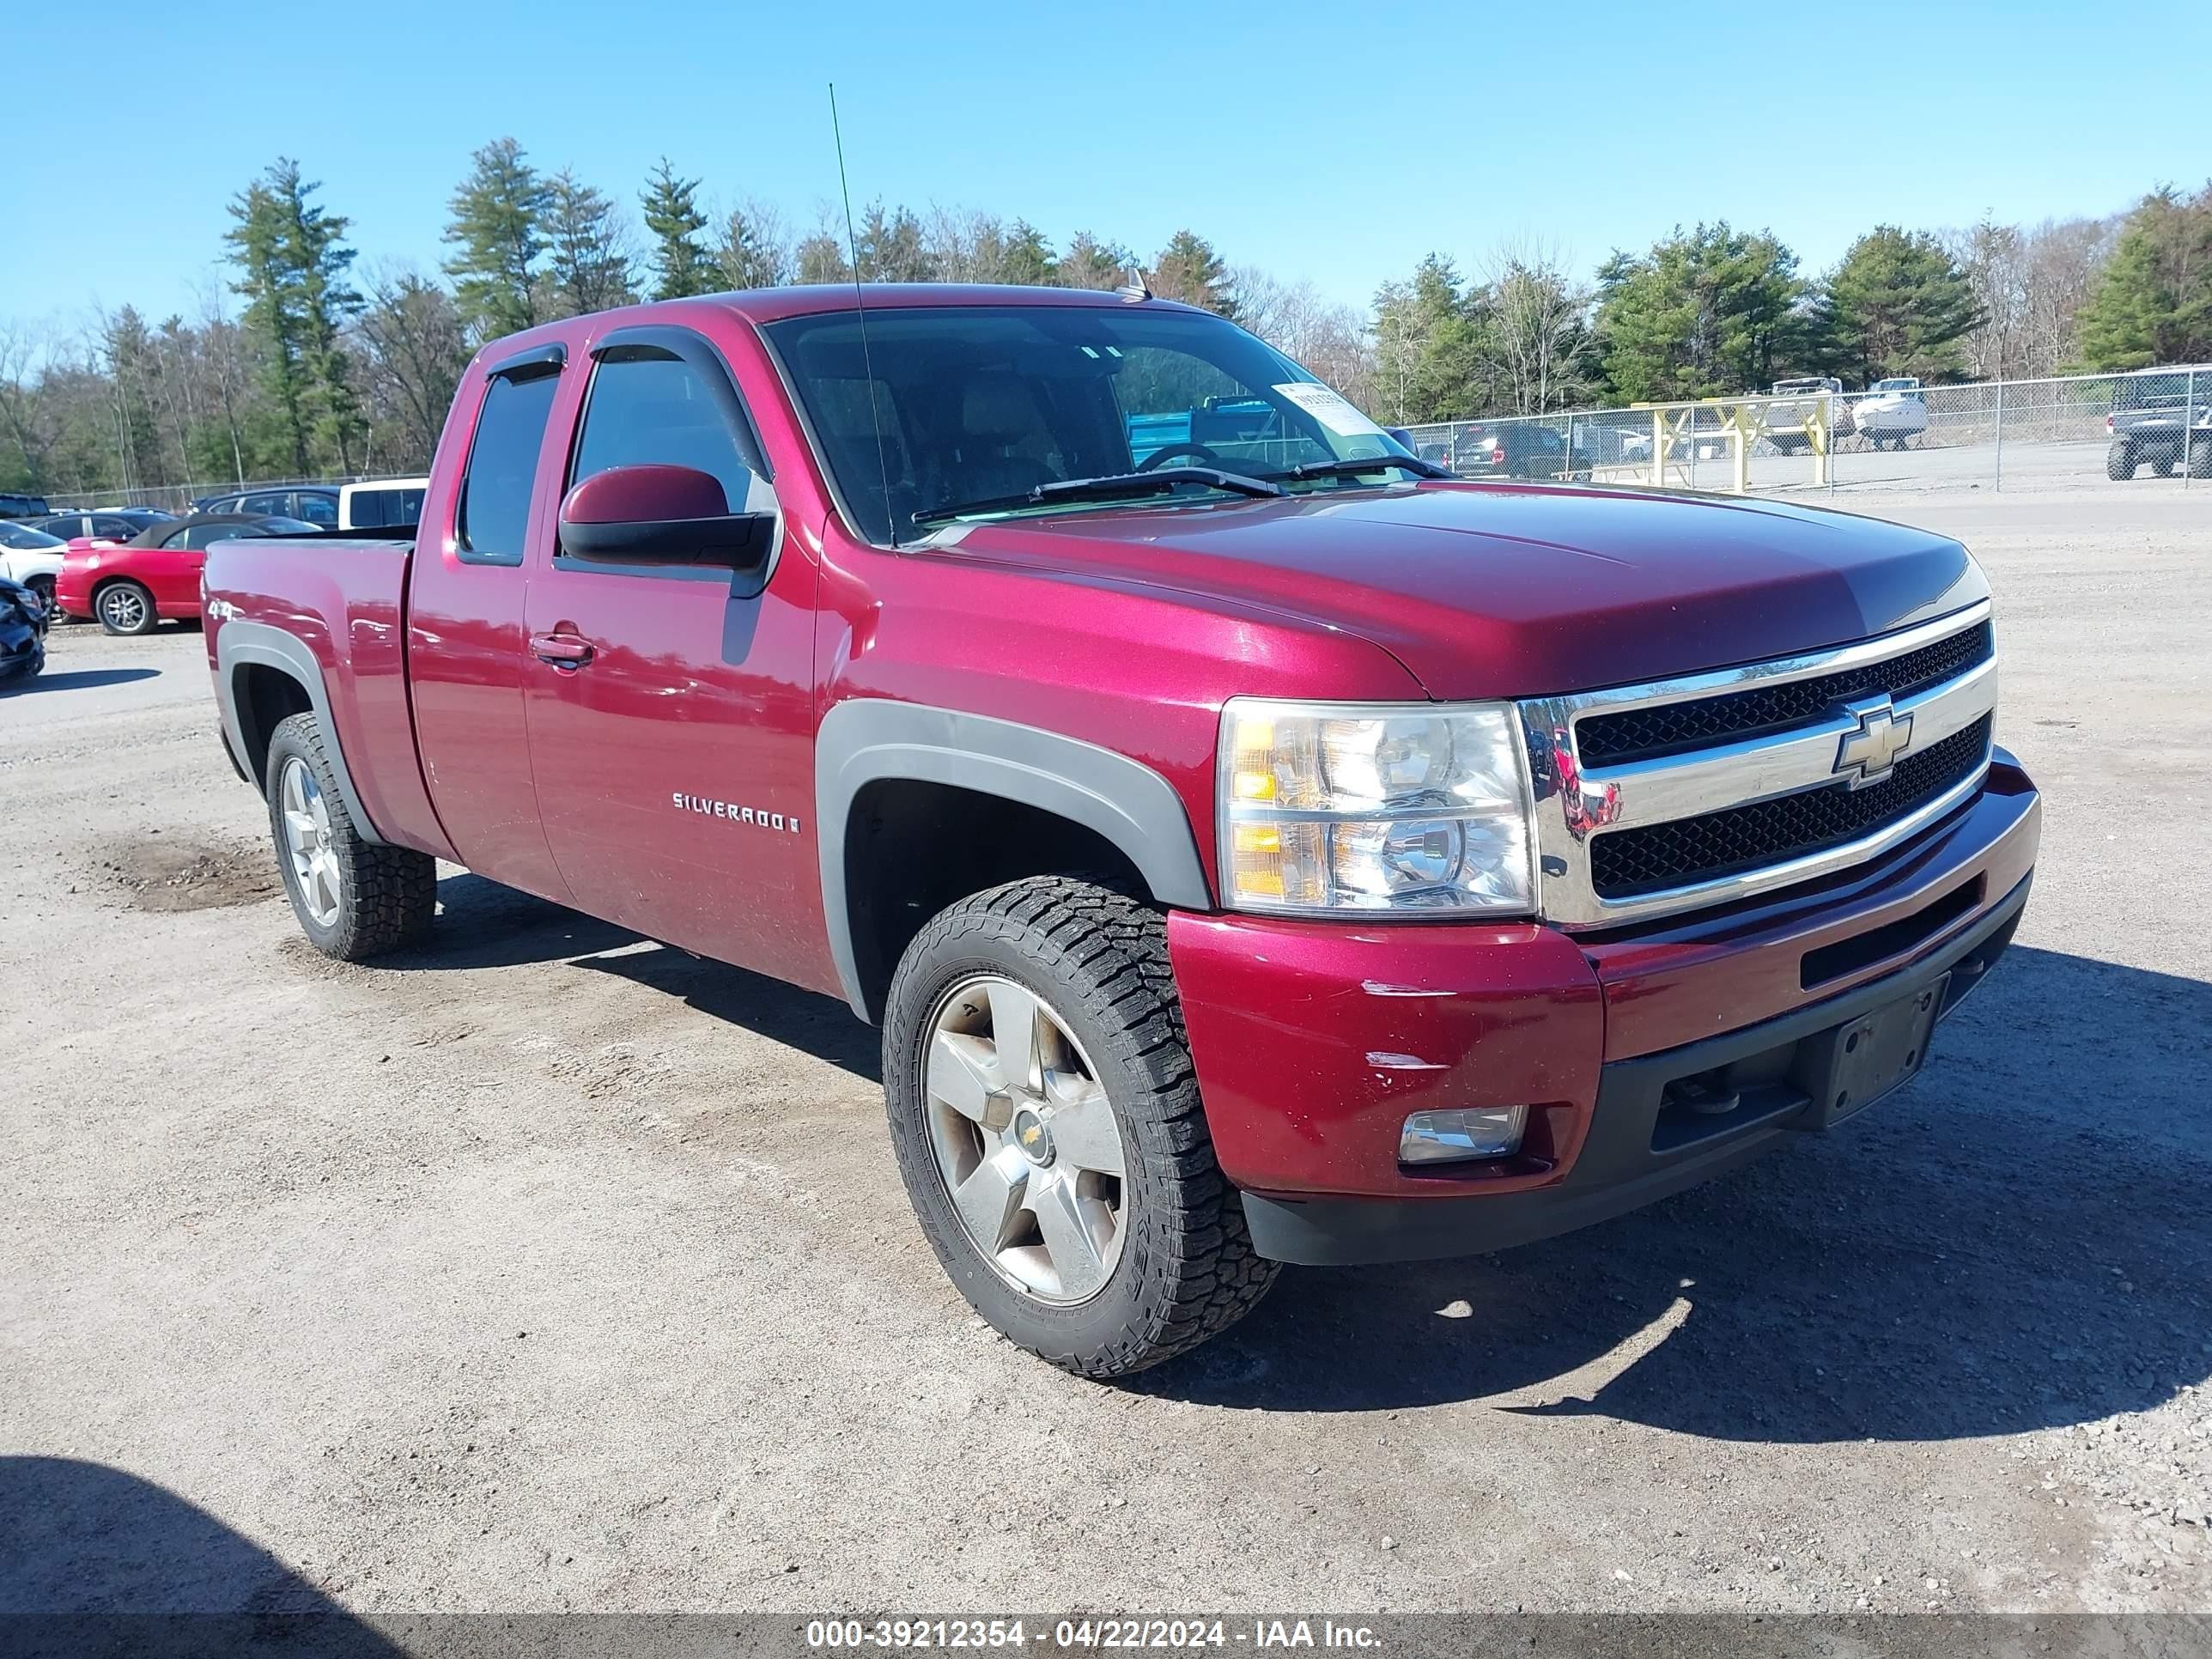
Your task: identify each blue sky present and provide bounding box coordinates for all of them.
[7,0,2208,337]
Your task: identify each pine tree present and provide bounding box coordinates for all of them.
[1151,230,1237,317]
[1594,223,1806,402]
[1370,256,1492,422]
[715,202,788,290]
[226,159,362,473]
[999,221,1057,286]
[273,161,367,471]
[1055,232,1134,292]
[793,230,850,286]
[1819,227,1982,385]
[641,159,715,299]
[855,201,933,282]
[226,177,312,473]
[2076,184,2212,369]
[444,138,551,341]
[544,170,635,318]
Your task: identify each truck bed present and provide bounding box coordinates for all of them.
[203,535,445,853]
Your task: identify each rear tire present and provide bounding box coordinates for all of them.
[264,712,436,961]
[883,877,1278,1378]
[95,580,156,636]
[2106,441,2138,481]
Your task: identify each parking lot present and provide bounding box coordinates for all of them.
[2,487,2208,1621]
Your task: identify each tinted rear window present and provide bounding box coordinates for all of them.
[459,374,559,564]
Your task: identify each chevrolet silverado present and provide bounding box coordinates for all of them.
[203,284,2040,1377]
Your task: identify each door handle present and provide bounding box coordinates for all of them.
[530,630,595,669]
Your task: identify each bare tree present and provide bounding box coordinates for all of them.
[355,263,467,471]
[192,281,252,488]
[1234,268,1378,410]
[0,320,55,490]
[714,197,791,290]
[1950,214,2119,379]
[1482,239,1592,414]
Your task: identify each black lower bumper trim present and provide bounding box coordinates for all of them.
[1240,872,2032,1267]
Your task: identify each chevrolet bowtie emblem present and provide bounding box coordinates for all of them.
[1834,697,1913,787]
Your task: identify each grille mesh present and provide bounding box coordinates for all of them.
[1589,715,1993,899]
[1577,622,1993,768]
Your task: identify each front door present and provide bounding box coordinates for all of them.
[140,523,211,612]
[520,325,819,977]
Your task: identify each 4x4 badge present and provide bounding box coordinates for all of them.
[1834,698,1913,787]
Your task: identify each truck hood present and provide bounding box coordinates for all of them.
[923,482,1986,700]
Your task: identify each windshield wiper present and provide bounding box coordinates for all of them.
[911,465,1281,527]
[1266,455,1454,483]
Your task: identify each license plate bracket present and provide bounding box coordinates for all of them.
[1790,975,1949,1129]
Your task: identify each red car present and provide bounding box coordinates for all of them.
[202,286,2039,1378]
[57,513,319,635]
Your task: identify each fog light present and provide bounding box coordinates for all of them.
[1399,1106,1528,1165]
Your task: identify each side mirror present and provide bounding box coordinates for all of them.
[558,464,774,569]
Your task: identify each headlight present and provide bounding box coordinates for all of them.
[1218,698,1536,915]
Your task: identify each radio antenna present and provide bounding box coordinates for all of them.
[830,82,898,549]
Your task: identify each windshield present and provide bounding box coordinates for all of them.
[0,522,64,550]
[762,304,1416,543]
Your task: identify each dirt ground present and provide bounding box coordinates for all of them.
[2,489,2208,1627]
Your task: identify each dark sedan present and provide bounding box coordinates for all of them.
[0,574,49,686]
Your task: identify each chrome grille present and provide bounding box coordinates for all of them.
[1577,622,1994,767]
[1517,601,1997,928]
[1589,715,1993,897]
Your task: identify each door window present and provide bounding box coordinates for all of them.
[570,351,758,513]
[459,370,561,565]
[296,492,338,526]
[239,492,289,517]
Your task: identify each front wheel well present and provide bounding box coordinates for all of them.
[232,663,313,790]
[843,778,1150,1022]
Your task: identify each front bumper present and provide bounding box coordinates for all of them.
[1167,753,2040,1266]
[1239,873,2026,1265]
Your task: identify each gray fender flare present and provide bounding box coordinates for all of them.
[214,619,387,844]
[814,700,1212,1018]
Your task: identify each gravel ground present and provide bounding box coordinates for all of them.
[1,489,2208,1628]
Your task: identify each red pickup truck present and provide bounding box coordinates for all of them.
[203,285,2040,1378]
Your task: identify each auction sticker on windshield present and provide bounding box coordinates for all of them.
[1273,382,1386,439]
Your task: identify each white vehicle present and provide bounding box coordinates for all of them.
[1765,377,1852,453]
[337,476,429,532]
[1852,376,1929,450]
[0,520,68,617]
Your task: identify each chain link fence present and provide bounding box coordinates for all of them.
[1404,368,2210,497]
[23,371,2211,515]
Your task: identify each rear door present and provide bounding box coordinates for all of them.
[403,342,574,902]
[520,321,819,974]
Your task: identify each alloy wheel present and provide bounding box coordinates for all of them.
[99,586,146,632]
[923,974,1128,1304]
[278,757,343,928]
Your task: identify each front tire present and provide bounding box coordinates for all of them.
[27,575,58,621]
[2189,437,2212,480]
[883,877,1278,1378]
[95,580,156,636]
[264,713,436,961]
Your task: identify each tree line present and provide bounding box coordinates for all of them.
[3,140,2206,498]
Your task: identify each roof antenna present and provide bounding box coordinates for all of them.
[830,82,898,549]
